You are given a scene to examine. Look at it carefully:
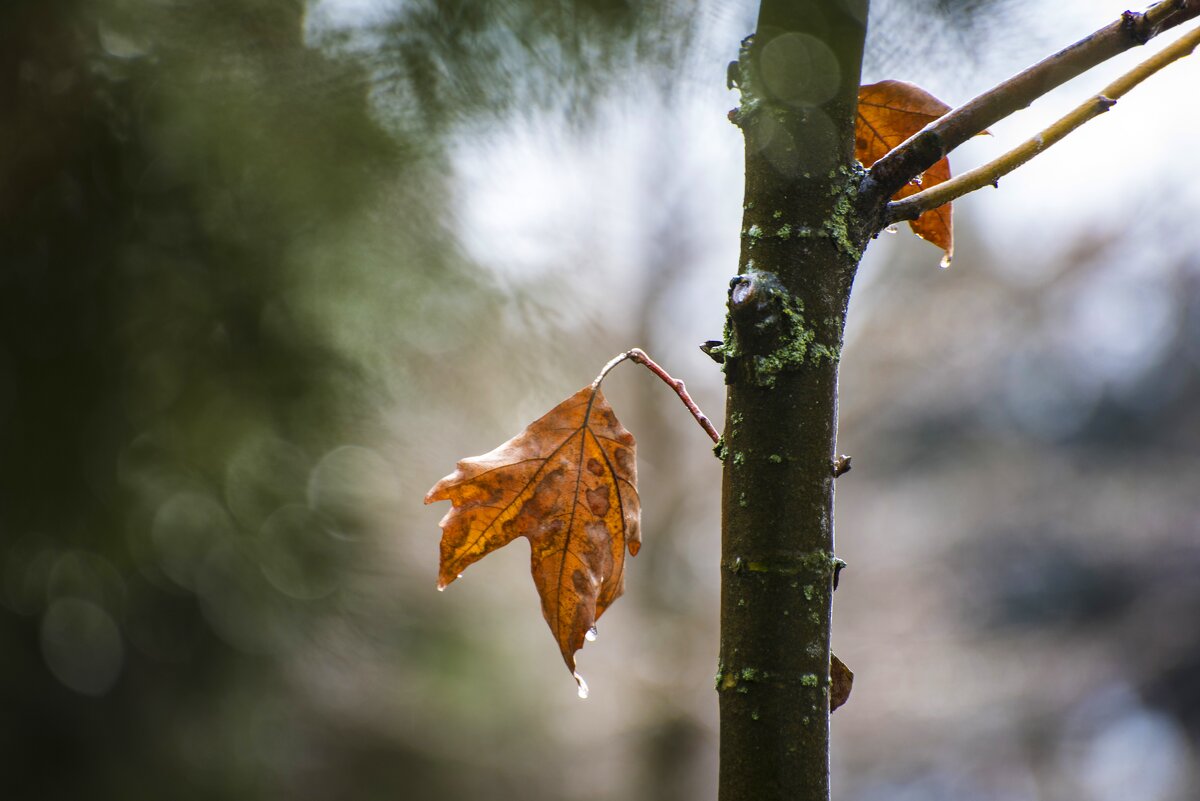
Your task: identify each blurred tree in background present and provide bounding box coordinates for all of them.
[1,1,701,797]
[4,1,1200,799]
[2,1,407,796]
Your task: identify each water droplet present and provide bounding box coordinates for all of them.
[939,253,953,269]
[436,584,445,592]
[884,225,898,234]
[585,627,598,642]
[574,672,590,699]
[910,174,923,186]
[457,573,463,579]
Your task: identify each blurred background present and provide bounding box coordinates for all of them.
[3,0,1199,798]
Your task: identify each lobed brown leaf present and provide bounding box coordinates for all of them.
[857,79,955,264]
[425,385,640,696]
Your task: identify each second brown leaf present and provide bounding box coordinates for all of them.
[857,79,955,265]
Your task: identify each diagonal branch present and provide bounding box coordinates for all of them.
[887,22,1200,224]
[593,349,721,444]
[861,0,1200,217]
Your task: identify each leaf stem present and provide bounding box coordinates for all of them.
[887,21,1200,224]
[591,351,633,388]
[593,349,721,444]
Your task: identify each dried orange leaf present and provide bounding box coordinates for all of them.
[857,79,954,264]
[830,652,854,712]
[425,385,640,696]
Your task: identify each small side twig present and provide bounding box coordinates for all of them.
[864,0,1200,206]
[592,349,721,444]
[832,558,847,591]
[887,22,1200,224]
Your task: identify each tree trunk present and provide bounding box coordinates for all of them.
[717,3,868,800]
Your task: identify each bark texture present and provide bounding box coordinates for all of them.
[717,3,868,800]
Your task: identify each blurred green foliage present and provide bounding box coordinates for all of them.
[0,0,699,797]
[2,0,411,796]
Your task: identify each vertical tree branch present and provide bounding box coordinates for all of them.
[719,2,867,800]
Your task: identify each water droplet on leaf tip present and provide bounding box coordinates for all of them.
[884,225,898,234]
[574,673,590,699]
[939,254,952,269]
[585,627,598,642]
[436,585,445,592]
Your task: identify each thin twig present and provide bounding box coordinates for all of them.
[863,0,1200,209]
[628,349,722,444]
[592,349,721,444]
[591,351,632,388]
[888,22,1200,223]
